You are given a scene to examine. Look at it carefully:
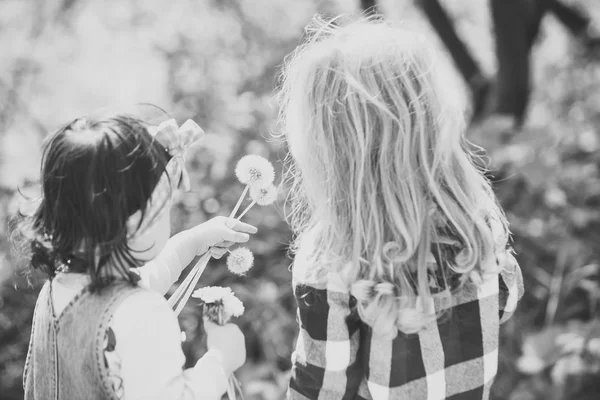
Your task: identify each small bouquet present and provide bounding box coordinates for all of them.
[167,154,276,399]
[167,153,277,314]
[192,287,246,400]
[193,286,245,324]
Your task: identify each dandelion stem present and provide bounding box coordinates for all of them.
[173,260,207,316]
[229,186,249,219]
[232,375,244,400]
[167,260,200,308]
[227,377,236,400]
[236,200,257,221]
[169,252,212,315]
[170,266,199,313]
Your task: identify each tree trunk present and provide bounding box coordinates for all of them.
[416,0,483,86]
[363,0,592,126]
[416,0,491,120]
[490,0,549,126]
[549,0,590,36]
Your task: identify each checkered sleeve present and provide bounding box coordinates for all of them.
[288,275,363,400]
[498,251,524,324]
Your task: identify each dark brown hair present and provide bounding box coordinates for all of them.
[10,114,171,290]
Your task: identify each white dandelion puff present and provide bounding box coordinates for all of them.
[235,155,275,186]
[229,155,276,219]
[235,184,278,220]
[250,184,278,206]
[227,247,254,275]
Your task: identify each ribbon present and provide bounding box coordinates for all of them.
[127,119,204,238]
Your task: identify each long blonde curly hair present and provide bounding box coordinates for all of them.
[276,15,510,337]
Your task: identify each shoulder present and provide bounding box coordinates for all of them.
[293,260,352,315]
[113,288,172,319]
[291,239,323,287]
[292,236,349,292]
[291,255,323,288]
[111,288,180,340]
[116,287,167,307]
[292,254,350,294]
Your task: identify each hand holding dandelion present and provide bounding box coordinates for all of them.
[187,155,276,400]
[168,154,276,316]
[193,287,246,399]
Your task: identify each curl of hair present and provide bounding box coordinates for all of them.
[350,279,452,338]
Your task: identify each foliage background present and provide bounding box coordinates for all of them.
[1,0,600,399]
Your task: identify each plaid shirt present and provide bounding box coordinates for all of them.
[287,251,524,400]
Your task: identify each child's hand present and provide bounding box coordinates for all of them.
[189,216,257,257]
[204,320,246,375]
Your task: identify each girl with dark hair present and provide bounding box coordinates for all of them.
[11,113,254,399]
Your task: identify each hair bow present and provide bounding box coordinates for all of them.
[149,119,204,158]
[127,119,204,239]
[148,118,204,191]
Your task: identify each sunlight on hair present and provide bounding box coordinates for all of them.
[276,15,509,335]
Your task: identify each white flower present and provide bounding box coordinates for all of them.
[192,286,245,323]
[249,183,278,206]
[192,286,233,303]
[222,293,245,317]
[235,155,275,186]
[227,247,254,275]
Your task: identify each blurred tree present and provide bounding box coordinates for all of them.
[489,0,544,127]
[360,0,599,127]
[491,0,599,126]
[415,0,490,120]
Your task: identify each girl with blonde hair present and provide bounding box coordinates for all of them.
[277,15,524,400]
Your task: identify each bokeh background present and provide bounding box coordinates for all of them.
[1,0,600,399]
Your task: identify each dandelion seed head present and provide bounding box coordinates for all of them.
[249,184,278,206]
[227,247,254,275]
[235,155,275,186]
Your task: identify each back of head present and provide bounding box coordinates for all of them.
[278,15,509,336]
[11,113,170,289]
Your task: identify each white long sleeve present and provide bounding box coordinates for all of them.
[136,238,188,295]
[111,289,228,400]
[50,242,227,400]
